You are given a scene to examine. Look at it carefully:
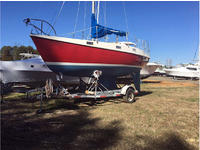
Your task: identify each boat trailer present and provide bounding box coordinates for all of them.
[27,70,139,112]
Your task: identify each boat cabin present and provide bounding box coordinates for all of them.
[120,42,137,47]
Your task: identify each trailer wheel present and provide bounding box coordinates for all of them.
[123,88,135,103]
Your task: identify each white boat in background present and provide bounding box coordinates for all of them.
[140,62,161,79]
[0,55,79,88]
[164,64,199,80]
[154,65,166,76]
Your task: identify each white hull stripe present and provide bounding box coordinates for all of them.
[46,62,142,68]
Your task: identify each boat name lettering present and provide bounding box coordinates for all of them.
[86,41,93,45]
[116,46,121,49]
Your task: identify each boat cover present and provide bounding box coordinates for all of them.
[91,14,127,39]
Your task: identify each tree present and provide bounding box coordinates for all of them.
[0,46,13,61]
[0,45,38,61]
[13,46,27,60]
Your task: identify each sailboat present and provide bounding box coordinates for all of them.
[25,2,150,90]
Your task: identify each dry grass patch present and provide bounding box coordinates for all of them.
[1,76,199,150]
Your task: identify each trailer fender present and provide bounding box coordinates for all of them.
[121,85,133,95]
[121,85,138,96]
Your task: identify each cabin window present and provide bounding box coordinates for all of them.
[142,57,149,61]
[186,67,197,71]
[132,48,136,51]
[86,41,93,45]
[116,46,121,49]
[30,65,34,68]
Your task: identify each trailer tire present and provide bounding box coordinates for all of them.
[123,88,135,103]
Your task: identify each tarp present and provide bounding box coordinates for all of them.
[91,14,127,39]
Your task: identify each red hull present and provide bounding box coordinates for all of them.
[31,36,144,67]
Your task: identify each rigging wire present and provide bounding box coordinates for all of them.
[61,26,94,36]
[49,1,65,34]
[193,44,199,62]
[122,1,140,47]
[73,1,80,36]
[122,1,129,41]
[83,1,87,39]
[52,1,65,27]
[45,2,59,34]
[104,2,107,27]
[97,1,100,24]
[104,2,108,41]
[83,1,87,30]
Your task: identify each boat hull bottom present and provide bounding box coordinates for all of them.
[47,64,141,77]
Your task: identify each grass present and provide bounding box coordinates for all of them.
[185,97,199,102]
[3,92,26,100]
[1,76,199,150]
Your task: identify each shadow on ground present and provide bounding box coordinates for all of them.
[74,97,127,106]
[142,80,161,84]
[1,96,124,150]
[1,94,196,150]
[123,132,195,150]
[137,91,153,97]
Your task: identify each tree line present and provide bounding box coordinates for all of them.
[0,46,39,61]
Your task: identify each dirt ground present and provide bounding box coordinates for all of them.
[1,76,199,150]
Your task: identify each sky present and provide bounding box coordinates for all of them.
[1,1,199,65]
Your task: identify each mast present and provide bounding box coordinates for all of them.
[91,1,127,40]
[92,1,95,14]
[91,1,97,41]
[97,1,100,24]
